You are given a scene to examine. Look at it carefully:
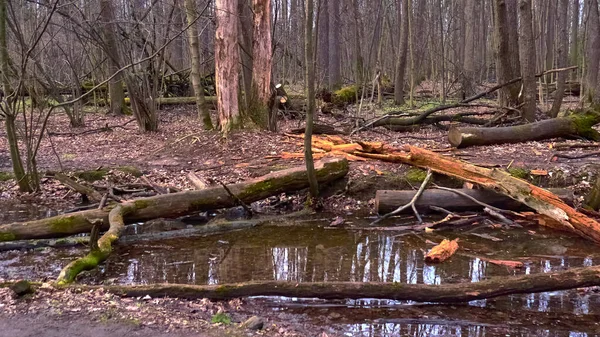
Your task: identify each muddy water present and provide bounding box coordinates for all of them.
[2,214,600,336]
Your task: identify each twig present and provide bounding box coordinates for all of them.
[98,194,109,209]
[215,179,253,216]
[48,119,136,136]
[371,169,433,225]
[483,207,517,227]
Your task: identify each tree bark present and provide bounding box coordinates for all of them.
[518,0,537,122]
[569,0,580,80]
[393,0,409,105]
[549,0,569,118]
[249,0,274,131]
[462,0,477,98]
[448,108,600,148]
[0,158,348,241]
[585,0,600,105]
[317,1,329,87]
[73,264,600,302]
[493,0,520,106]
[304,0,319,198]
[328,0,341,90]
[215,0,241,134]
[376,188,574,214]
[99,0,125,116]
[185,0,213,130]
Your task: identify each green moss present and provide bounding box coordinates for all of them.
[333,85,358,105]
[74,169,108,182]
[0,171,13,181]
[568,109,600,140]
[507,168,530,179]
[49,217,79,233]
[133,199,152,209]
[0,232,16,242]
[405,168,428,184]
[117,166,143,177]
[211,312,232,325]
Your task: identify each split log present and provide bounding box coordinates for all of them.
[0,158,349,241]
[357,146,600,244]
[448,108,600,148]
[376,188,574,214]
[425,239,459,263]
[68,264,600,303]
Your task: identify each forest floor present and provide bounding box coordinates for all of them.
[1,99,600,336]
[0,98,597,213]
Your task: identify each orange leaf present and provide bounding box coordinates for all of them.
[530,169,548,176]
[425,238,459,263]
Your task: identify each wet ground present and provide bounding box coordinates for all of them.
[2,212,600,336]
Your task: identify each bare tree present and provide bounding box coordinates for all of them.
[99,0,125,115]
[393,0,409,105]
[304,0,318,199]
[185,0,213,129]
[328,0,341,89]
[519,0,538,122]
[584,0,600,104]
[494,0,521,106]
[549,0,569,117]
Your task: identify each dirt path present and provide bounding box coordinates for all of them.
[0,314,215,337]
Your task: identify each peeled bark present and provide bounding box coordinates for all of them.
[360,146,600,244]
[215,0,241,134]
[0,158,349,241]
[72,264,600,302]
[448,109,600,148]
[425,239,459,263]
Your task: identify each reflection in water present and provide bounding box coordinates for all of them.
[4,220,600,336]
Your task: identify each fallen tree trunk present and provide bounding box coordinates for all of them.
[376,188,574,214]
[0,158,348,241]
[448,109,600,148]
[67,264,600,302]
[356,146,600,243]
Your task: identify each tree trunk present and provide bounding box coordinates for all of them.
[518,0,538,121]
[0,158,348,241]
[304,0,319,198]
[569,0,580,81]
[317,1,329,87]
[75,264,600,302]
[238,0,253,112]
[448,108,600,148]
[376,188,574,214]
[584,0,600,105]
[462,0,477,98]
[493,0,520,106]
[215,0,241,134]
[185,0,213,130]
[328,0,341,90]
[351,0,363,85]
[99,0,125,115]
[549,0,569,118]
[393,0,409,105]
[249,0,275,131]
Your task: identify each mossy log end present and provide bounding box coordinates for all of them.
[71,264,600,302]
[0,158,349,241]
[57,204,129,284]
[448,108,600,148]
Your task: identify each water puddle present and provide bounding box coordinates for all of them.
[2,214,600,335]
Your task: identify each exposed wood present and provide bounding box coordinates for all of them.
[425,238,459,263]
[69,264,600,302]
[187,172,207,190]
[51,173,103,202]
[448,108,600,148]
[0,158,349,241]
[358,145,600,244]
[376,188,574,214]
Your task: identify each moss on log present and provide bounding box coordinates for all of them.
[0,158,348,241]
[448,108,600,148]
[68,264,600,303]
